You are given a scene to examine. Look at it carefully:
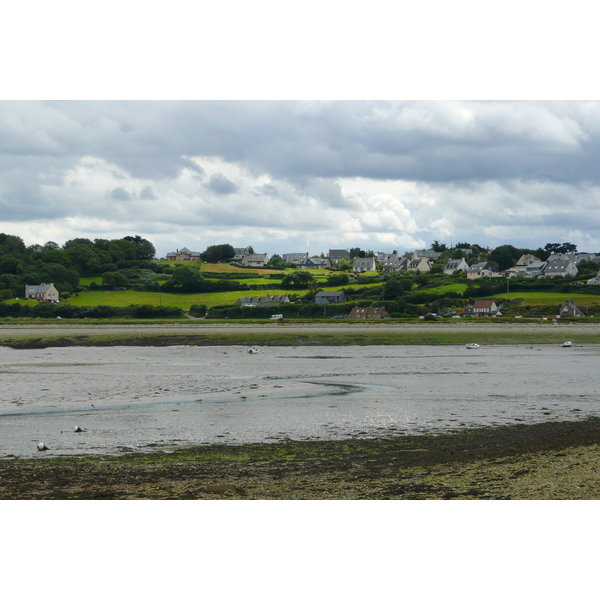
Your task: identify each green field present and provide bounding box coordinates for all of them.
[79,277,103,285]
[497,291,600,306]
[428,283,469,295]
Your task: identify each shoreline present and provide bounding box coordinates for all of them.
[2,321,600,348]
[3,418,600,499]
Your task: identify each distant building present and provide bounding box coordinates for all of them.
[544,259,578,278]
[233,247,252,260]
[315,291,347,305]
[559,300,585,317]
[241,253,269,267]
[328,249,350,264]
[462,300,500,317]
[443,258,469,275]
[24,283,59,303]
[297,257,331,270]
[352,257,377,273]
[166,247,201,260]
[235,294,291,306]
[349,306,390,319]
[466,262,500,279]
[282,252,309,265]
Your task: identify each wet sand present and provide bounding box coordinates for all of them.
[2,343,600,458]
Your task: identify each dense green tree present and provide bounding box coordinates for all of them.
[268,254,286,267]
[102,271,131,288]
[123,235,156,260]
[326,272,350,286]
[168,265,205,291]
[488,245,520,271]
[281,270,315,288]
[201,244,235,263]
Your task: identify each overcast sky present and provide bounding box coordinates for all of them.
[3,100,600,258]
[2,3,599,260]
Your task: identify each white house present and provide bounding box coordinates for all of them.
[443,258,469,275]
[353,257,377,273]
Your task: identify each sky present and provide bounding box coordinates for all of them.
[2,3,599,264]
[3,100,600,259]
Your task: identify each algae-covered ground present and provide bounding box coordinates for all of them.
[3,419,600,499]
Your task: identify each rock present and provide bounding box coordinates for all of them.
[74,426,83,432]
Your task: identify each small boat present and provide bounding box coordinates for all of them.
[465,343,480,349]
[562,341,573,347]
[248,346,260,354]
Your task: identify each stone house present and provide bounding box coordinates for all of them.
[24,283,60,302]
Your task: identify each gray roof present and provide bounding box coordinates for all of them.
[315,291,346,298]
[25,284,54,293]
[329,249,350,259]
[283,253,309,262]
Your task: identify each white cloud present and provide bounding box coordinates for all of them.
[4,101,600,257]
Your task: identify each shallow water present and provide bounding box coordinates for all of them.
[1,344,599,457]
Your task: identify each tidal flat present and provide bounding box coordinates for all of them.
[2,323,600,499]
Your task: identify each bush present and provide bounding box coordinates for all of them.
[189,304,207,317]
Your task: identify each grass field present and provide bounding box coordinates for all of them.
[428,283,469,295]
[497,291,600,306]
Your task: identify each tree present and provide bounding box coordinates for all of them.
[326,273,350,286]
[268,254,286,268]
[169,266,205,291]
[545,242,577,255]
[281,270,315,288]
[201,244,236,263]
[102,271,131,288]
[431,240,447,252]
[489,245,520,271]
[123,235,156,260]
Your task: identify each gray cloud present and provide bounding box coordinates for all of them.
[110,186,133,201]
[207,173,238,195]
[4,101,600,257]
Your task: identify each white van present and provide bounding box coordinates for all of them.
[270,314,284,320]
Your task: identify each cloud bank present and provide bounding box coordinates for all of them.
[2,100,600,257]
